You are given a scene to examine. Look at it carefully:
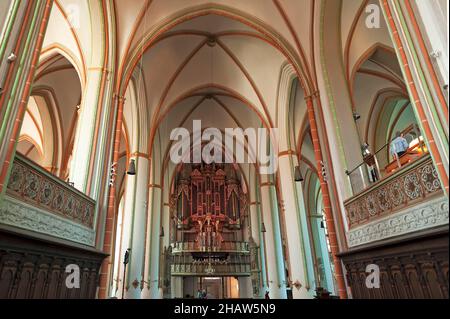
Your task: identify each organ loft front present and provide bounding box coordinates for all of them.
[163,163,259,298]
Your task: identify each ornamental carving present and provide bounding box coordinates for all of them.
[419,164,441,192]
[343,229,449,299]
[5,155,95,229]
[348,196,448,247]
[0,196,95,246]
[345,156,443,229]
[0,231,105,299]
[404,173,422,200]
[168,162,251,280]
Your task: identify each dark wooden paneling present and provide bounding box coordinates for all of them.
[0,229,107,299]
[340,229,449,299]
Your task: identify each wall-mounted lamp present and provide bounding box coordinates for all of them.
[261,222,267,233]
[127,159,136,175]
[7,53,17,63]
[66,178,75,187]
[294,166,304,182]
[430,50,441,60]
[361,143,371,156]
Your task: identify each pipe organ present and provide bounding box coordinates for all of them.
[167,163,253,280]
[170,163,248,247]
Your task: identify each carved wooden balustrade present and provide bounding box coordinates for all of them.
[0,154,96,246]
[171,241,250,253]
[344,155,444,230]
[170,241,251,276]
[170,259,251,276]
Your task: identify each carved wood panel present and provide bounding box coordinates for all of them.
[0,230,106,299]
[6,154,95,229]
[345,156,443,228]
[341,230,449,299]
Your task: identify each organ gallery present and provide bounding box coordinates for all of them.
[166,163,256,297]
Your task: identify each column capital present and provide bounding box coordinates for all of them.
[113,93,126,103]
[304,90,320,102]
[88,67,111,74]
[260,182,275,187]
[131,152,150,159]
[278,150,297,158]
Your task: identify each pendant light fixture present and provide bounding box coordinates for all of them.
[261,222,267,233]
[127,159,136,175]
[294,165,304,182]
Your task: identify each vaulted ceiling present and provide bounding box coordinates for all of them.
[33,0,406,187]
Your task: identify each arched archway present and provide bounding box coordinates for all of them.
[17,53,82,179]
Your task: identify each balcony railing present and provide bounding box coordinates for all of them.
[2,154,95,230]
[171,241,250,254]
[347,124,428,195]
[170,262,251,276]
[344,154,443,229]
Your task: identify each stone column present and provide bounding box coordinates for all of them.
[143,186,163,299]
[278,153,312,298]
[69,68,106,192]
[259,182,287,299]
[171,277,183,299]
[249,203,260,247]
[412,0,448,85]
[381,0,449,195]
[124,156,149,299]
[306,96,348,299]
[249,185,264,299]
[295,178,320,290]
[0,1,54,195]
[98,96,125,299]
[238,277,253,299]
[0,1,15,39]
[114,160,136,298]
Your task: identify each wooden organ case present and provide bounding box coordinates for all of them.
[167,163,254,282]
